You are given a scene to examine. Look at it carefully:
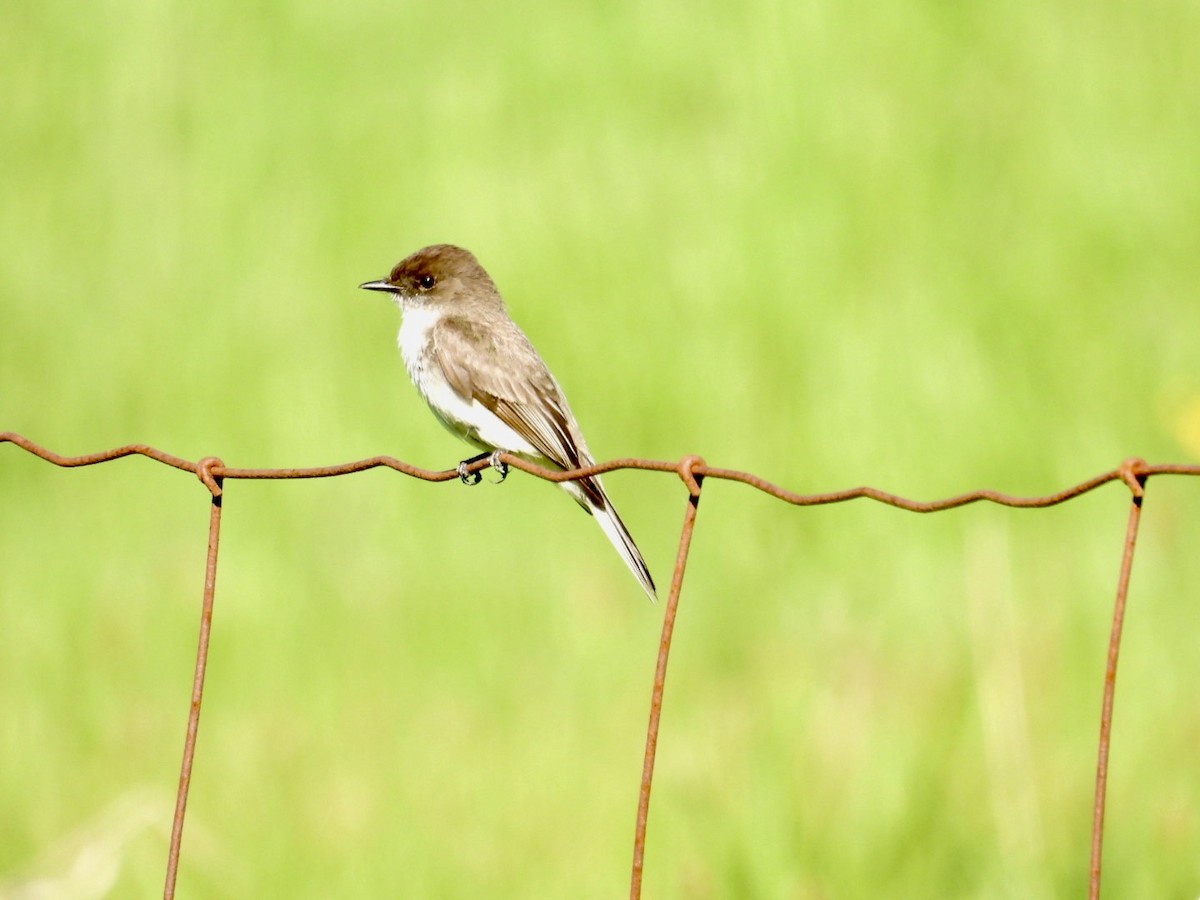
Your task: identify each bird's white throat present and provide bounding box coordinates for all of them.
[396,302,442,377]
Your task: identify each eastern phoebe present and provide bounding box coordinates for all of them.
[360,244,657,602]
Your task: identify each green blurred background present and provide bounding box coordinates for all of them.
[2,0,1199,896]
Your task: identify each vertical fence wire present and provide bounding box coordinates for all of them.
[163,460,224,900]
[630,459,704,900]
[1088,462,1147,900]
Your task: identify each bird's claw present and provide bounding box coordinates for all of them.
[488,450,508,483]
[456,451,507,485]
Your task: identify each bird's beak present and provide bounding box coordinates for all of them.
[359,279,401,293]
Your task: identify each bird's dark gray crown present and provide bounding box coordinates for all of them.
[387,244,495,295]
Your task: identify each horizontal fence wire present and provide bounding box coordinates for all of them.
[2,431,1198,899]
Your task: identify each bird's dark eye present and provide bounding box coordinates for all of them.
[416,274,436,290]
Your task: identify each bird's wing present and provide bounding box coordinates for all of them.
[431,316,604,506]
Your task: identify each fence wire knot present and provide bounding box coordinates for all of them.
[196,457,225,498]
[1118,457,1147,500]
[676,455,706,496]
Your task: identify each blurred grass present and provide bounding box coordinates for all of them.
[2,0,1199,896]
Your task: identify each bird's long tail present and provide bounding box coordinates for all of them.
[580,477,657,603]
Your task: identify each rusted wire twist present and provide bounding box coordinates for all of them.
[2,432,1196,898]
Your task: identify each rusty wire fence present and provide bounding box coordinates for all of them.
[2,430,1197,899]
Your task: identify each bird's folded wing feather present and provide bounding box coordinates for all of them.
[432,316,605,508]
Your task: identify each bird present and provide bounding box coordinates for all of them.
[360,244,657,601]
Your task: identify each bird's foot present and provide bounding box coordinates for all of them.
[457,451,508,485]
[488,450,508,483]
[457,459,483,485]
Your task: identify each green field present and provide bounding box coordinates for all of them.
[2,1,1199,896]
